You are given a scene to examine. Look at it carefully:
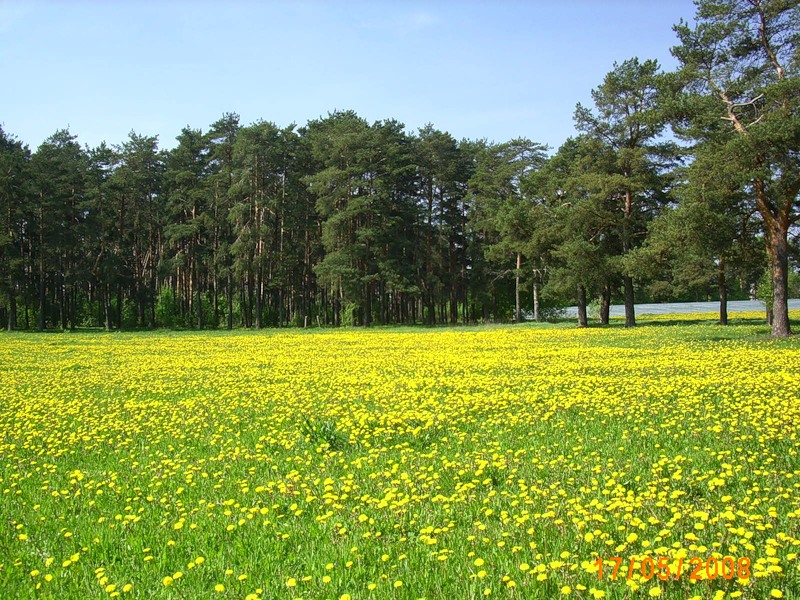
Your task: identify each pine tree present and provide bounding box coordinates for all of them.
[671,0,800,336]
[0,126,31,331]
[575,58,676,327]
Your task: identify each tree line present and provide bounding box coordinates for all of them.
[1,0,798,336]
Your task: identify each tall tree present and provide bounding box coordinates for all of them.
[164,127,211,328]
[30,130,88,330]
[537,136,621,326]
[468,138,548,323]
[575,57,675,327]
[628,153,763,325]
[368,118,418,326]
[230,120,298,328]
[671,0,800,336]
[0,127,31,331]
[206,113,241,329]
[112,132,164,328]
[85,142,121,330]
[415,126,472,325]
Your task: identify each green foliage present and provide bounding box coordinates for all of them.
[299,416,349,451]
[758,269,800,312]
[756,268,775,312]
[121,298,139,329]
[670,0,800,336]
[340,301,359,328]
[155,287,181,328]
[1,1,797,334]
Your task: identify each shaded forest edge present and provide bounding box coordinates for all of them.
[1,0,798,336]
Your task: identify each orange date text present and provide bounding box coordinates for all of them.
[594,556,751,581]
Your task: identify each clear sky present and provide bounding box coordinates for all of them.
[1,0,698,153]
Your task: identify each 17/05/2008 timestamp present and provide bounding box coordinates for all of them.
[594,556,751,581]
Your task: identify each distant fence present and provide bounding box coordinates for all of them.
[559,299,800,318]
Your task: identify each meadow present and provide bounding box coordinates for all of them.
[1,313,799,599]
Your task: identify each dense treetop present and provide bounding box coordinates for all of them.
[1,0,798,335]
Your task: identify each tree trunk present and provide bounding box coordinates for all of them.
[7,273,16,331]
[577,284,588,327]
[226,273,233,330]
[137,288,146,329]
[242,282,249,328]
[60,281,68,330]
[621,189,636,328]
[333,285,341,327]
[532,280,540,322]
[38,268,45,332]
[449,248,459,325]
[363,281,372,327]
[514,252,522,324]
[599,284,611,325]
[213,277,219,327]
[255,268,263,329]
[69,285,77,331]
[755,177,792,337]
[718,260,728,326]
[103,284,111,331]
[765,221,791,337]
[116,285,123,330]
[197,282,204,330]
[278,288,285,328]
[623,275,636,328]
[150,286,156,329]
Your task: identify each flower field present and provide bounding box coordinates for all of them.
[1,314,799,599]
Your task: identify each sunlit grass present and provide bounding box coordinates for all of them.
[1,313,799,599]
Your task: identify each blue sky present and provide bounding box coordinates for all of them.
[1,0,698,153]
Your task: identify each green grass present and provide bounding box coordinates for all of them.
[1,313,799,599]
